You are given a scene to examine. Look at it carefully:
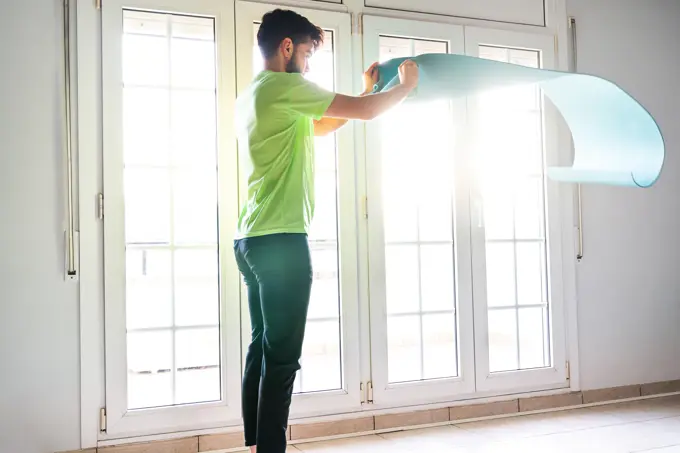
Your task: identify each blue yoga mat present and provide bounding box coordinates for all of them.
[373,54,665,188]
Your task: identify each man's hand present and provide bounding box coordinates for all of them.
[362,62,379,95]
[398,59,419,91]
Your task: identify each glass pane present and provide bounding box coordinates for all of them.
[422,313,457,379]
[175,328,220,368]
[173,168,218,245]
[123,34,169,86]
[485,242,516,307]
[379,35,459,385]
[176,368,220,405]
[515,177,544,239]
[124,88,169,166]
[388,315,422,383]
[122,10,220,410]
[420,245,455,312]
[299,320,341,393]
[488,310,518,373]
[516,242,546,306]
[518,307,548,369]
[482,182,514,241]
[308,247,340,320]
[126,249,172,329]
[127,331,173,409]
[385,245,420,315]
[124,168,171,244]
[170,34,216,89]
[174,329,221,404]
[171,90,217,166]
[476,44,552,374]
[175,248,218,278]
[175,276,219,327]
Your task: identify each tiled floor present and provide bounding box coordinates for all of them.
[288,395,680,452]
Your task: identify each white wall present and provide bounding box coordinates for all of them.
[0,1,81,453]
[567,0,680,389]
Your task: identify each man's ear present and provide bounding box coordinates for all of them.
[280,38,293,58]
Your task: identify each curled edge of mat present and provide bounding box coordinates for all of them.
[372,54,665,188]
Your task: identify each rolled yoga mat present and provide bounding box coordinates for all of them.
[372,54,665,188]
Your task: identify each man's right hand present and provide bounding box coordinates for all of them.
[398,59,419,90]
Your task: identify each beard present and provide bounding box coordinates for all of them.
[285,50,303,74]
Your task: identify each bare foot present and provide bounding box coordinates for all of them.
[249,446,256,453]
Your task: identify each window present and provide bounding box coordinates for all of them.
[122,9,221,410]
[97,4,572,439]
[102,0,240,437]
[377,37,459,384]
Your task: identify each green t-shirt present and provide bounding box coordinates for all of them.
[234,70,336,239]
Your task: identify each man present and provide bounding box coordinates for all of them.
[233,8,419,453]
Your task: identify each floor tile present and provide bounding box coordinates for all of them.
[379,425,488,450]
[294,434,412,452]
[454,406,626,440]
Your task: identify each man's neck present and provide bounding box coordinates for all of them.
[264,58,285,72]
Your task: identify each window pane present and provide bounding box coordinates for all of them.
[127,331,173,409]
[308,247,340,320]
[488,309,518,373]
[123,34,168,86]
[388,315,422,383]
[422,313,457,379]
[124,168,171,244]
[385,245,420,315]
[173,168,218,245]
[171,90,217,167]
[518,307,548,369]
[170,35,216,89]
[485,242,516,307]
[379,35,459,385]
[516,242,546,306]
[126,249,172,329]
[476,45,551,374]
[122,10,220,410]
[299,320,341,393]
[420,245,455,312]
[124,87,169,166]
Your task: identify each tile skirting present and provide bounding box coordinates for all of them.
[63,379,680,453]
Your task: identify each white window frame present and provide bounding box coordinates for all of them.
[362,15,477,407]
[77,0,578,446]
[464,26,570,393]
[234,1,363,418]
[100,0,242,438]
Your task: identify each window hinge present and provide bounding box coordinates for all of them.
[361,196,368,219]
[566,361,571,381]
[95,0,101,9]
[360,382,365,404]
[367,381,373,403]
[100,407,107,432]
[97,193,104,219]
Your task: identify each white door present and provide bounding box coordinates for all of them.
[464,27,569,393]
[362,16,476,407]
[101,0,242,438]
[234,2,362,417]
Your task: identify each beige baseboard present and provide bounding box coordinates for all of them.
[60,379,680,453]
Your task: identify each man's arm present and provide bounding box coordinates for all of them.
[313,92,374,136]
[313,62,380,137]
[323,60,418,122]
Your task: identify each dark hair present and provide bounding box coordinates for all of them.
[257,9,324,59]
